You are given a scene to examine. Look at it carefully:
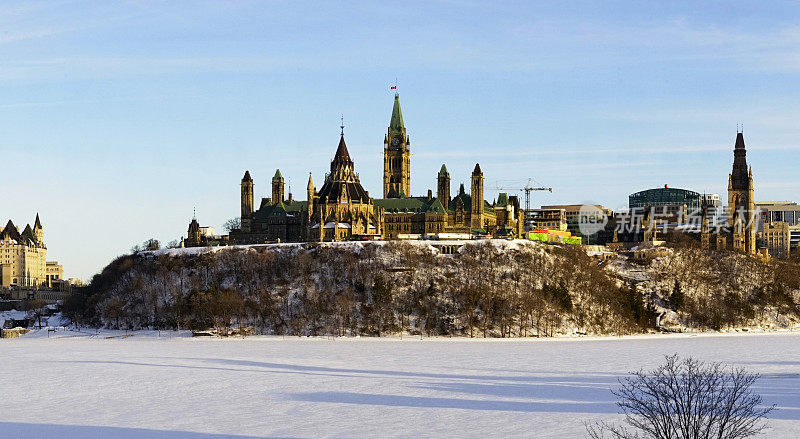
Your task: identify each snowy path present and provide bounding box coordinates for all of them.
[1,333,799,438]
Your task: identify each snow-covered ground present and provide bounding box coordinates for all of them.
[1,332,799,438]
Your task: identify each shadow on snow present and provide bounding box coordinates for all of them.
[0,422,301,439]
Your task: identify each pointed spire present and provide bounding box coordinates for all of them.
[273,169,283,181]
[242,170,252,182]
[34,213,42,229]
[735,132,746,150]
[389,93,405,136]
[472,163,482,175]
[333,134,353,166]
[438,164,449,177]
[307,172,314,190]
[731,132,749,190]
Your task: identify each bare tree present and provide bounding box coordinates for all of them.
[27,298,49,328]
[223,217,241,232]
[587,355,774,439]
[131,238,160,253]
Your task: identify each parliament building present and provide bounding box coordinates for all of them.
[225,93,524,244]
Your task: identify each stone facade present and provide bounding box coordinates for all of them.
[701,132,758,255]
[383,93,411,198]
[0,215,62,289]
[760,221,790,259]
[727,132,757,254]
[220,94,524,245]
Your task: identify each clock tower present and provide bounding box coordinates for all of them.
[383,93,411,198]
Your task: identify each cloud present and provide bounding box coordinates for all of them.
[510,19,800,72]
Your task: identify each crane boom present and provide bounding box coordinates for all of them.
[490,179,552,212]
[489,179,553,231]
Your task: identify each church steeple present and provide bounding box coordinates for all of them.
[384,93,411,198]
[727,131,756,254]
[730,132,749,190]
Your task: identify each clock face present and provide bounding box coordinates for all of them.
[391,137,400,147]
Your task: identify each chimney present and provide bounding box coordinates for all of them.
[288,193,293,203]
[427,189,432,201]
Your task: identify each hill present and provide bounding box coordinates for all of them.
[63,240,800,337]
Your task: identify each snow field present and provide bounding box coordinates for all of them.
[0,332,798,438]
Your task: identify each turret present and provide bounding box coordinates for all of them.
[272,169,284,205]
[307,173,315,215]
[471,163,484,231]
[33,213,44,244]
[241,171,254,233]
[437,164,450,210]
[187,217,201,247]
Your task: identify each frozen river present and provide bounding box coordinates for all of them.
[1,331,798,438]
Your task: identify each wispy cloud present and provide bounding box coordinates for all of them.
[510,19,800,72]
[413,142,800,160]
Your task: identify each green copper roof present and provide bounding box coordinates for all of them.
[270,202,288,217]
[389,93,404,135]
[375,196,447,215]
[252,200,308,220]
[496,193,509,207]
[427,198,446,213]
[273,169,283,180]
[438,164,449,177]
[375,197,426,212]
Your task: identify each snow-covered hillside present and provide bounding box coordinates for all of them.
[67,240,800,337]
[0,333,798,438]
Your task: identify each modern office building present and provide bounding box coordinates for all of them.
[756,201,800,227]
[760,221,791,259]
[629,185,702,216]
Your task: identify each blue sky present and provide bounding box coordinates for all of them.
[3,1,799,280]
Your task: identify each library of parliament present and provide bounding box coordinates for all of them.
[204,94,525,245]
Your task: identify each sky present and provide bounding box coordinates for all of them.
[2,0,800,280]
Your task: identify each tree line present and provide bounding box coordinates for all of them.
[63,242,656,336]
[62,240,800,336]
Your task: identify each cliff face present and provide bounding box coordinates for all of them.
[63,240,800,336]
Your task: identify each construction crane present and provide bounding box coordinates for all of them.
[491,178,553,213]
